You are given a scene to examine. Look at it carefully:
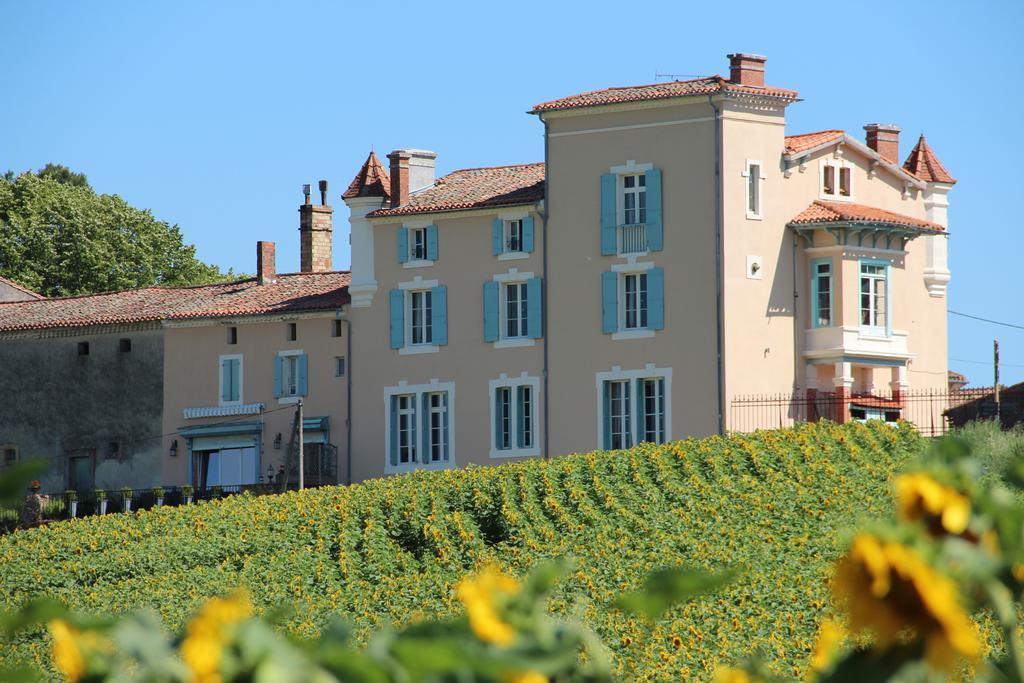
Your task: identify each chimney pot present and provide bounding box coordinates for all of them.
[257,241,276,285]
[318,179,328,205]
[387,150,411,208]
[864,123,902,164]
[302,184,311,205]
[727,52,767,88]
[299,184,334,273]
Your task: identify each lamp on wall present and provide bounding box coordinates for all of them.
[267,464,275,481]
[273,433,282,450]
[169,439,178,457]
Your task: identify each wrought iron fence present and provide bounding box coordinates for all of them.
[619,223,647,254]
[728,388,998,437]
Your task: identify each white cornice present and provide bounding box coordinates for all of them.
[784,133,925,189]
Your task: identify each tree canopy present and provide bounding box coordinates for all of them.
[0,166,235,297]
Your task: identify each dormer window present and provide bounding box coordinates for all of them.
[822,160,852,199]
[622,173,646,225]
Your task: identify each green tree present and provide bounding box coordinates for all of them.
[0,168,234,297]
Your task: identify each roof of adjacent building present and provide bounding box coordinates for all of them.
[0,272,351,333]
[530,76,799,114]
[784,130,845,155]
[902,134,956,185]
[0,275,44,300]
[343,151,392,200]
[788,200,944,231]
[368,163,545,218]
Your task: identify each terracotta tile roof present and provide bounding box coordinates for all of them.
[530,76,798,114]
[342,151,392,200]
[784,130,844,155]
[0,275,44,299]
[0,272,350,333]
[902,134,956,185]
[369,163,544,218]
[788,200,943,231]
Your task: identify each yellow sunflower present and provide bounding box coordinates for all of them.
[808,617,845,676]
[834,534,980,672]
[896,473,971,535]
[455,566,519,645]
[179,590,253,683]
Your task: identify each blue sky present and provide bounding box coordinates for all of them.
[2,1,1022,385]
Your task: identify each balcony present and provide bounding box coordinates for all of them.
[619,223,647,254]
[804,325,911,364]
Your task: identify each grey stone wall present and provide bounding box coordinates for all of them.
[0,326,164,493]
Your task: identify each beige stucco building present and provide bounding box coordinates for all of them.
[341,52,954,481]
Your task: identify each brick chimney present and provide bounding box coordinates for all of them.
[387,150,411,208]
[299,180,333,272]
[257,241,276,285]
[864,124,901,164]
[727,53,767,88]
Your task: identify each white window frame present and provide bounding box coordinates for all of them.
[426,391,449,464]
[384,379,456,474]
[492,269,536,348]
[397,276,440,355]
[497,210,530,261]
[859,261,890,337]
[277,349,304,404]
[595,364,673,450]
[742,159,763,220]
[610,161,654,257]
[621,272,648,331]
[502,281,529,340]
[402,219,436,269]
[394,393,418,466]
[819,157,854,201]
[218,354,244,407]
[408,288,434,347]
[610,259,656,341]
[488,373,541,459]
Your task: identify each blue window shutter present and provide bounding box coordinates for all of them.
[600,173,617,256]
[601,271,618,334]
[602,381,611,449]
[442,392,450,461]
[389,289,405,349]
[221,360,230,402]
[397,227,408,264]
[483,281,499,342]
[522,216,535,253]
[421,394,431,464]
[516,386,526,449]
[426,224,438,261]
[297,354,308,396]
[389,396,398,467]
[273,357,283,398]
[526,277,543,339]
[646,168,663,251]
[432,285,448,345]
[492,218,503,256]
[648,267,665,330]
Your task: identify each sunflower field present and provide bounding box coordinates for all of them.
[0,421,922,680]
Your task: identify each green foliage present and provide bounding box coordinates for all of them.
[954,420,1024,479]
[0,167,234,297]
[0,422,923,680]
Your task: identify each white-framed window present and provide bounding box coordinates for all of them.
[743,160,763,219]
[622,272,648,330]
[622,173,647,226]
[504,282,529,339]
[335,356,346,377]
[275,349,307,403]
[505,219,524,253]
[811,259,832,328]
[385,380,455,472]
[281,355,300,396]
[489,373,540,458]
[596,365,672,450]
[821,159,853,200]
[409,289,433,345]
[410,227,428,261]
[218,354,243,405]
[860,261,889,335]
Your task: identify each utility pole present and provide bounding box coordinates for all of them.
[994,339,1002,424]
[297,399,305,490]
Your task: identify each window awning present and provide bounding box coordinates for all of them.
[179,421,261,452]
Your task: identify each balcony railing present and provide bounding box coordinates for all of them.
[618,223,647,254]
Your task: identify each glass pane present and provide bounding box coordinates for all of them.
[823,166,835,194]
[624,176,634,188]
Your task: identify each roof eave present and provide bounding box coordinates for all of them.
[783,134,926,189]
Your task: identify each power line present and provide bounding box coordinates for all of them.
[950,310,1024,331]
[117,403,296,449]
[951,357,1024,369]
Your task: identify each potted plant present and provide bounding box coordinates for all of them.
[65,490,78,518]
[152,486,165,507]
[95,488,108,515]
[210,485,223,499]
[182,484,194,505]
[120,486,133,513]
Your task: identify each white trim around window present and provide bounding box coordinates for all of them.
[402,219,435,268]
[742,159,764,220]
[276,349,304,404]
[819,157,854,201]
[383,378,456,474]
[488,372,541,459]
[594,364,673,450]
[398,276,440,355]
[218,354,244,407]
[492,268,536,349]
[610,260,655,341]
